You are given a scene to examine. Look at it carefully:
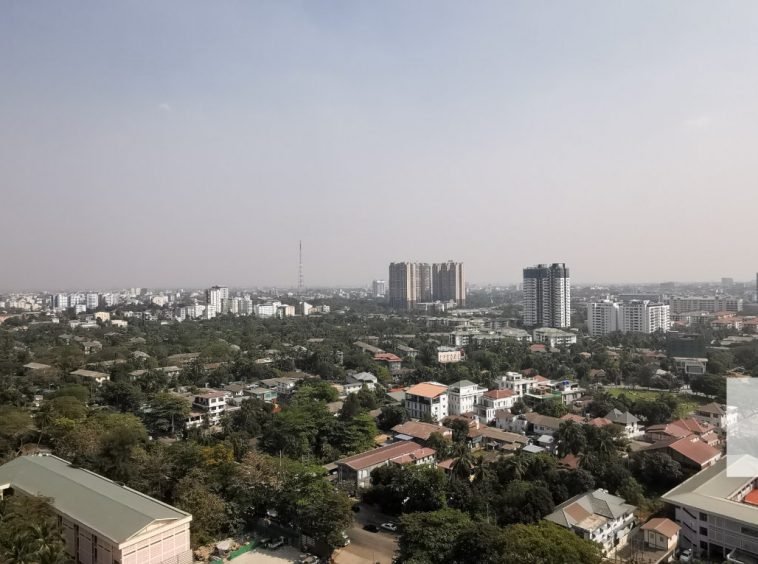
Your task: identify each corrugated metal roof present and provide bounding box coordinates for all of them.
[0,455,190,544]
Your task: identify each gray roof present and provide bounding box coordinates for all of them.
[545,489,635,531]
[606,408,639,425]
[0,455,190,544]
[661,457,758,527]
[448,380,477,391]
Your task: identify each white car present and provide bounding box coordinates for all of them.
[679,548,693,562]
[381,522,399,533]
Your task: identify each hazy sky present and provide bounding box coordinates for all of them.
[2,2,758,290]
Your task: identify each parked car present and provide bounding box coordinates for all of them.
[679,548,693,562]
[363,524,379,533]
[337,531,350,547]
[380,522,398,533]
[258,537,271,548]
[268,536,286,550]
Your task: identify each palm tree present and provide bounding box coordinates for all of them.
[555,421,586,458]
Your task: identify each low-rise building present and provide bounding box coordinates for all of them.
[497,371,537,396]
[448,380,487,416]
[662,458,758,562]
[694,402,738,431]
[391,421,452,445]
[477,389,517,423]
[0,454,192,564]
[70,368,110,385]
[374,352,403,373]
[437,346,463,363]
[644,436,722,471]
[335,441,436,491]
[533,327,577,348]
[189,391,226,427]
[605,409,643,438]
[640,517,680,553]
[544,489,636,554]
[405,382,449,422]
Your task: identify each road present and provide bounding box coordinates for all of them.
[333,503,398,564]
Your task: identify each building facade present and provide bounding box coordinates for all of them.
[448,380,487,416]
[523,263,571,328]
[669,296,743,314]
[372,279,386,298]
[404,382,449,422]
[0,455,192,564]
[587,300,670,336]
[432,261,466,306]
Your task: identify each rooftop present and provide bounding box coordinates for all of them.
[640,517,680,539]
[406,382,448,398]
[0,455,190,544]
[545,489,635,533]
[392,421,450,441]
[662,458,758,527]
[336,441,433,471]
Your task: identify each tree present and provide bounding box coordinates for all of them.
[534,399,568,418]
[447,418,470,445]
[337,413,378,455]
[630,451,683,490]
[175,470,228,545]
[101,381,144,413]
[496,480,555,525]
[294,479,353,548]
[398,508,472,564]
[510,399,528,415]
[0,406,32,455]
[377,404,407,431]
[0,496,70,564]
[500,522,603,564]
[146,393,191,436]
[691,374,727,402]
[555,421,586,457]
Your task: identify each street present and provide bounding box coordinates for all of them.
[333,503,398,564]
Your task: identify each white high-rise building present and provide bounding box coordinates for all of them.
[85,293,99,310]
[523,263,571,328]
[53,293,69,311]
[587,300,671,336]
[372,280,387,298]
[205,286,229,313]
[102,293,118,307]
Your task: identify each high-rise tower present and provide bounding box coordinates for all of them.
[523,263,570,328]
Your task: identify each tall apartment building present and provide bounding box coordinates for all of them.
[389,262,419,310]
[389,261,465,310]
[372,279,386,298]
[523,263,571,328]
[669,296,743,314]
[432,261,466,305]
[587,300,670,336]
[85,293,99,310]
[205,286,229,312]
[53,293,69,311]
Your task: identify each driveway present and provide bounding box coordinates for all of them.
[227,545,301,564]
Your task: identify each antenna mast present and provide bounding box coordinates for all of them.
[298,240,304,296]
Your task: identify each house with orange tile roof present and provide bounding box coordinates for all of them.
[405,382,449,422]
[477,389,517,423]
[335,441,436,490]
[644,435,722,470]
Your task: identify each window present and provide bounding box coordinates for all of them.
[700,512,708,521]
[700,527,707,536]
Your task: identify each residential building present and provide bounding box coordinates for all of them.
[673,357,708,377]
[0,454,192,564]
[85,293,99,310]
[299,301,313,316]
[640,518,680,554]
[694,403,738,431]
[391,421,451,445]
[533,327,577,348]
[523,263,571,328]
[645,435,722,470]
[437,346,463,363]
[336,441,436,490]
[417,263,433,302]
[448,380,487,416]
[405,382,449,422]
[669,296,743,314]
[661,458,758,562]
[497,371,538,396]
[205,285,229,312]
[54,293,69,311]
[70,368,110,385]
[432,261,466,305]
[190,391,227,427]
[372,279,386,298]
[389,262,419,310]
[374,352,403,373]
[524,412,563,435]
[605,409,642,438]
[587,300,671,336]
[477,389,516,423]
[246,387,278,403]
[545,489,636,554]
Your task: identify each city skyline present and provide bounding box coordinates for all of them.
[3,2,758,289]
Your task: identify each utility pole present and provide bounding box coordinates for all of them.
[298,240,304,297]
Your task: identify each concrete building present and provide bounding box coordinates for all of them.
[335,441,436,491]
[477,389,516,423]
[54,293,69,311]
[545,489,636,554]
[533,327,577,348]
[205,285,229,312]
[523,263,571,328]
[662,458,758,562]
[372,279,386,298]
[669,296,743,314]
[85,293,99,310]
[389,262,419,310]
[448,380,487,416]
[437,346,463,363]
[0,454,192,564]
[497,371,538,397]
[432,261,466,306]
[588,300,670,336]
[405,382,449,422]
[190,391,227,427]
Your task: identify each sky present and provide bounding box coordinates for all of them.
[2,1,758,290]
